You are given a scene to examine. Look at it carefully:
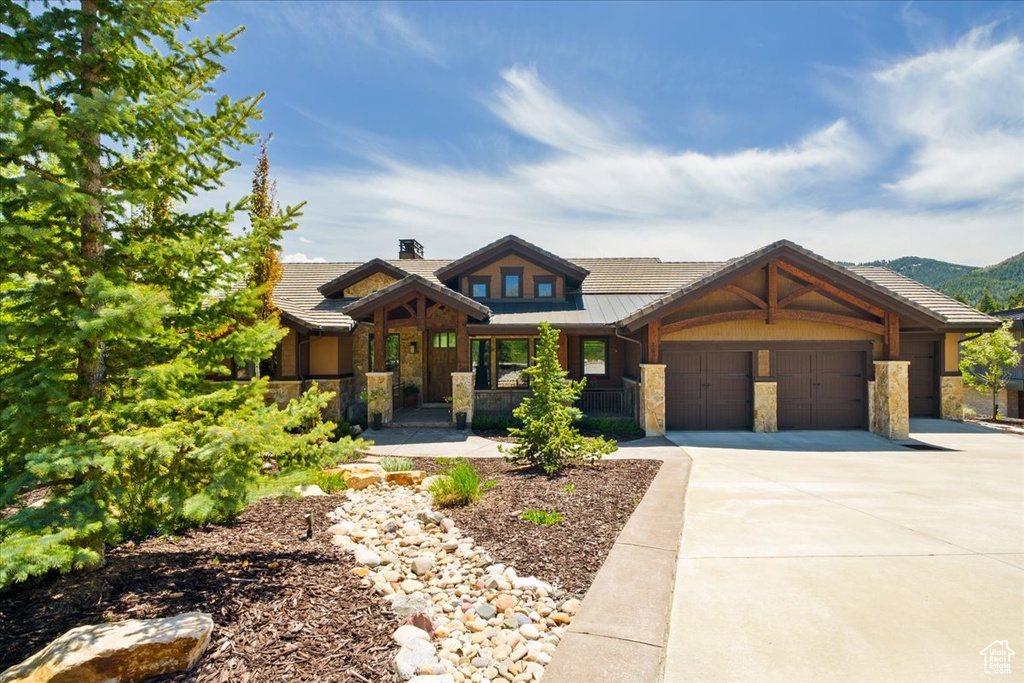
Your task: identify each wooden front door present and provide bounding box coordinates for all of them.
[426,330,457,402]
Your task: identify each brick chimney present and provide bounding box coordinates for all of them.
[399,239,424,260]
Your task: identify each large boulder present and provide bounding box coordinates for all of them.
[0,612,213,683]
[326,463,385,489]
[385,470,427,487]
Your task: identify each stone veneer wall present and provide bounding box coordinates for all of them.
[451,372,474,425]
[366,372,394,423]
[352,326,370,395]
[871,361,909,440]
[639,364,666,437]
[474,390,529,416]
[399,326,424,399]
[266,381,303,409]
[940,375,964,421]
[266,379,356,422]
[343,272,398,298]
[753,381,778,433]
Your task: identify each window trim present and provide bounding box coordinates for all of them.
[580,336,610,379]
[470,337,492,390]
[369,332,401,372]
[431,331,456,348]
[468,276,491,300]
[501,267,524,298]
[534,275,556,298]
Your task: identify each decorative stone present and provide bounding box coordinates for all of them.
[872,361,910,440]
[476,603,497,620]
[393,625,432,646]
[640,364,666,437]
[940,375,964,421]
[293,484,326,497]
[519,624,540,640]
[420,476,444,492]
[392,594,432,618]
[408,675,455,683]
[401,579,426,593]
[0,612,213,683]
[495,595,517,612]
[393,638,437,680]
[354,547,382,568]
[399,611,436,635]
[411,556,435,576]
[386,470,428,487]
[512,577,553,593]
[327,521,355,536]
[346,473,384,490]
[450,372,474,426]
[440,518,456,533]
[752,381,778,433]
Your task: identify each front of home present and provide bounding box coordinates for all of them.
[252,235,999,440]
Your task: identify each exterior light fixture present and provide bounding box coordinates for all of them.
[410,341,418,354]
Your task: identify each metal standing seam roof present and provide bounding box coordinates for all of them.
[273,247,998,331]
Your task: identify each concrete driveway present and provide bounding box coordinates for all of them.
[663,420,1024,682]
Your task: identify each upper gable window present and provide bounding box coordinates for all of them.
[502,268,523,298]
[469,276,490,299]
[535,276,555,298]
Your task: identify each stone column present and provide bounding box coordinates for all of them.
[940,375,964,421]
[753,381,778,433]
[867,380,876,434]
[640,363,666,437]
[366,371,394,424]
[871,361,910,440]
[451,372,474,426]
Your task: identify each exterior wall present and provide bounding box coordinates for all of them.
[662,318,881,347]
[309,335,339,376]
[451,372,474,425]
[753,381,778,433]
[398,326,424,397]
[366,372,394,423]
[943,333,960,373]
[279,327,298,377]
[871,361,910,440]
[459,254,563,299]
[639,363,666,437]
[353,325,370,394]
[343,272,398,298]
[624,335,642,378]
[475,389,529,416]
[964,386,1009,418]
[266,380,303,409]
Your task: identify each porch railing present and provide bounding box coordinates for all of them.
[574,388,631,417]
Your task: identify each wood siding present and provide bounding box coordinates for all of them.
[460,254,563,299]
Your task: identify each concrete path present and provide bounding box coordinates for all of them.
[361,427,504,458]
[663,419,1024,683]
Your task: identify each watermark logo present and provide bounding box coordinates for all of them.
[981,641,1014,675]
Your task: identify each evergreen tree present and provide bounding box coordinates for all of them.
[959,322,1022,420]
[0,0,342,586]
[502,322,617,474]
[1006,287,1024,310]
[976,288,1000,313]
[248,135,283,322]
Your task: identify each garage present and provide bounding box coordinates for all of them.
[776,347,868,430]
[903,339,939,417]
[664,348,752,430]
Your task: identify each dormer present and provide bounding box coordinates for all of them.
[433,235,589,302]
[318,258,408,299]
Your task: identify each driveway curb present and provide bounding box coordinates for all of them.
[543,451,692,683]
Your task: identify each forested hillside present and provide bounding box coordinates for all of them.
[861,253,1024,310]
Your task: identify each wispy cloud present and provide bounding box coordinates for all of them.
[282,253,327,264]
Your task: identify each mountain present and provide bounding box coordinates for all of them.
[859,253,1024,308]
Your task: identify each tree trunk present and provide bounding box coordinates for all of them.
[993,388,999,420]
[76,0,106,399]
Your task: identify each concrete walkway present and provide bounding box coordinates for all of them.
[663,420,1024,683]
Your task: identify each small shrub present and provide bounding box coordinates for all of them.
[429,459,482,507]
[576,416,644,438]
[482,479,498,492]
[379,456,416,472]
[521,509,563,525]
[560,483,576,494]
[471,415,521,431]
[307,470,348,494]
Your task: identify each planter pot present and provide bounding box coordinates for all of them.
[404,395,418,409]
[371,413,382,431]
[455,411,467,430]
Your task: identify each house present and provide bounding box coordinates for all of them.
[254,235,999,439]
[965,307,1024,419]
[980,640,1014,675]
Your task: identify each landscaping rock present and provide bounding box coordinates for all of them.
[391,594,432,618]
[475,603,497,620]
[393,625,431,647]
[393,638,437,680]
[419,475,444,492]
[410,555,434,576]
[386,470,428,487]
[440,517,456,532]
[560,598,582,615]
[513,576,553,593]
[354,547,382,568]
[0,612,212,683]
[293,484,326,497]
[408,674,454,683]
[346,473,383,490]
[398,611,436,635]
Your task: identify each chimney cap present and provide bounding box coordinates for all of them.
[399,239,424,260]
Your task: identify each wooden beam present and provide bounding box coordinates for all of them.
[456,312,470,372]
[385,318,417,328]
[775,309,886,335]
[884,312,901,359]
[767,262,778,324]
[661,310,764,336]
[646,319,661,363]
[778,283,819,309]
[723,283,767,309]
[373,308,386,372]
[557,332,568,371]
[775,260,886,319]
[417,293,427,376]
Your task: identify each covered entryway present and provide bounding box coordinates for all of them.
[904,339,939,417]
[664,348,752,430]
[776,348,867,430]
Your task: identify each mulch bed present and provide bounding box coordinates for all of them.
[413,458,661,596]
[0,496,402,683]
[966,416,1024,434]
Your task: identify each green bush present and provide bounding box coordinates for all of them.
[471,415,521,431]
[307,470,348,494]
[561,483,576,494]
[501,322,618,474]
[521,509,563,525]
[379,456,416,472]
[576,417,644,438]
[429,459,482,507]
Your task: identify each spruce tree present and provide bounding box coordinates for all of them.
[0,0,341,586]
[977,288,999,313]
[248,135,284,322]
[502,322,617,474]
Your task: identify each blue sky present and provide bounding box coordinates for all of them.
[192,1,1024,266]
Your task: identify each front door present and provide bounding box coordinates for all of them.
[426,330,457,402]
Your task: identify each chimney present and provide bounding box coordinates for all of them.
[399,239,424,260]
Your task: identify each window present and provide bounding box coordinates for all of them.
[432,331,456,348]
[471,338,491,389]
[582,338,609,377]
[535,276,555,298]
[497,338,530,388]
[468,276,490,299]
[502,268,523,298]
[368,333,400,372]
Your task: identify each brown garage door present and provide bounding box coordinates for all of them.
[664,349,752,430]
[903,339,938,417]
[777,349,867,430]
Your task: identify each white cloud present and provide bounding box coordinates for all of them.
[871,26,1024,203]
[282,252,327,264]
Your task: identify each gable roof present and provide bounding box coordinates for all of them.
[619,240,1000,332]
[317,258,410,297]
[433,234,590,283]
[341,273,491,322]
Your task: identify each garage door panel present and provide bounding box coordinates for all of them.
[707,353,753,430]
[664,349,752,430]
[778,348,867,430]
[665,351,704,431]
[904,340,938,417]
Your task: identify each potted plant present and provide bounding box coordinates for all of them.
[402,384,420,409]
[455,411,468,430]
[363,386,389,430]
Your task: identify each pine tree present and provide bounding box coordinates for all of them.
[248,135,284,322]
[0,0,342,586]
[959,322,1022,420]
[502,322,617,474]
[976,288,1000,313]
